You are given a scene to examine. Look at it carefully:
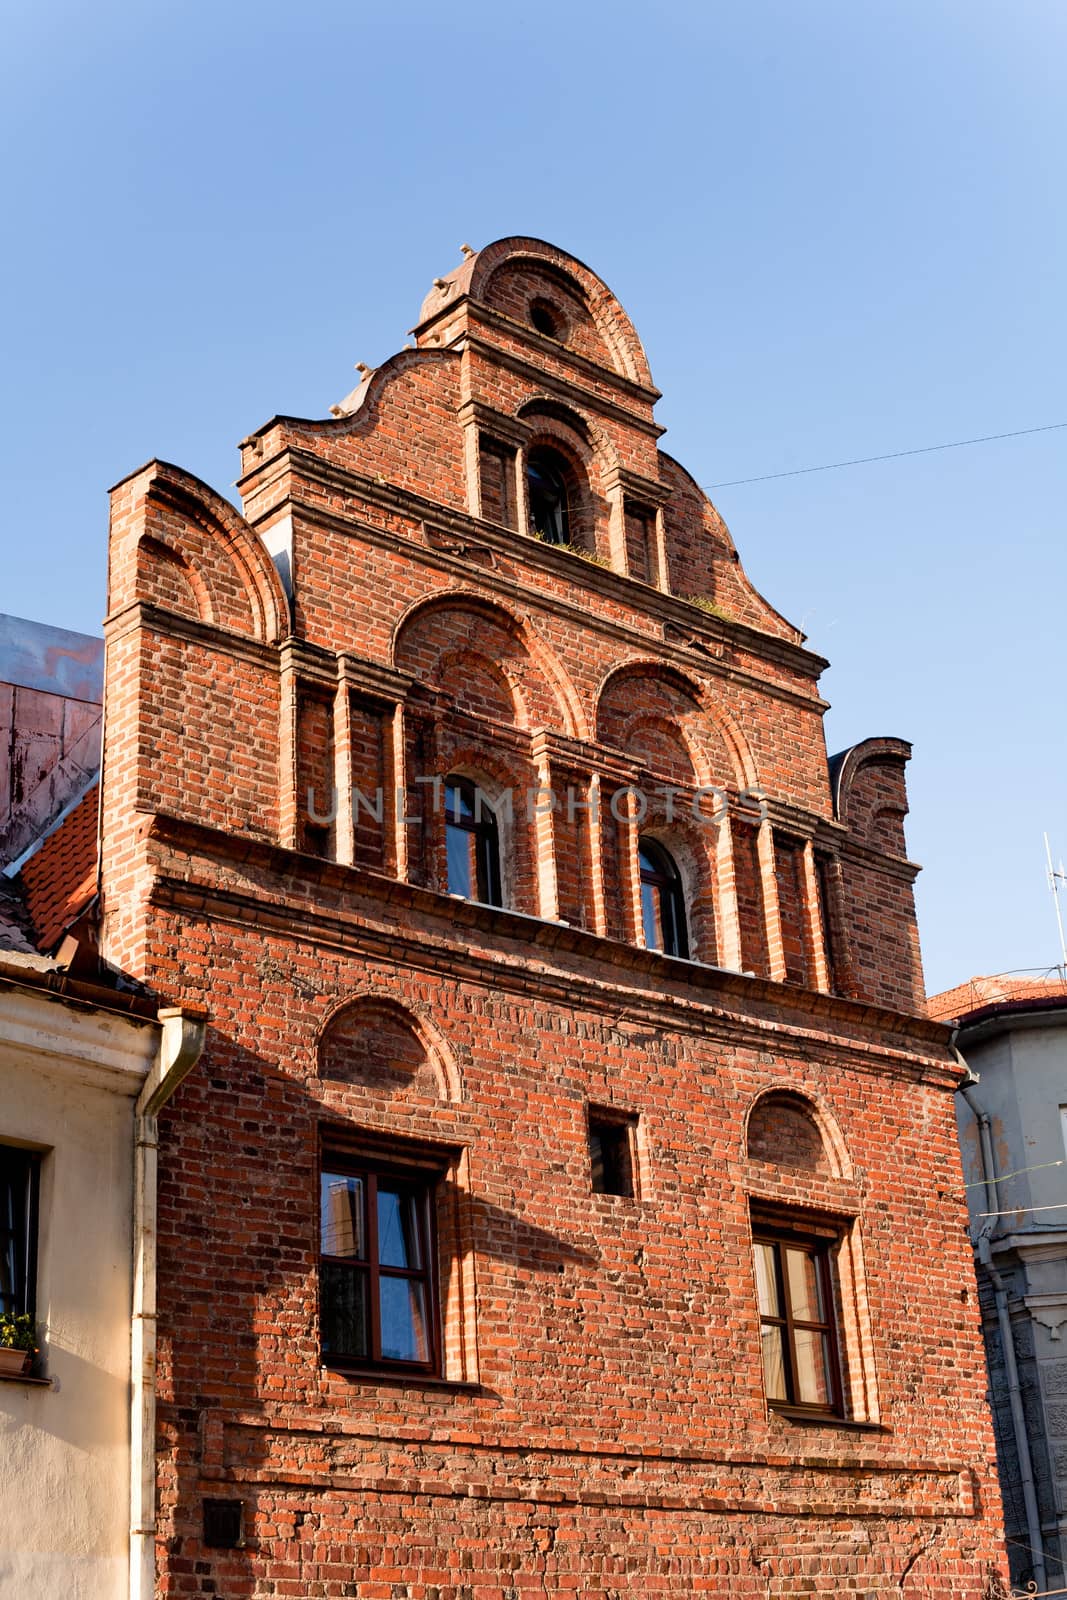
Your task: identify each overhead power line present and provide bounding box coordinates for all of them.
[705,419,1067,490]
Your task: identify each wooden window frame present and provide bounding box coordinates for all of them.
[319,1148,443,1377]
[751,1214,844,1418]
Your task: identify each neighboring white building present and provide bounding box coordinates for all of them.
[0,955,203,1599]
[932,972,1067,1594]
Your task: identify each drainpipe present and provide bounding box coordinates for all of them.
[130,1007,206,1600]
[956,1039,1048,1593]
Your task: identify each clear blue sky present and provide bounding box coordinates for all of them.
[2,0,1064,995]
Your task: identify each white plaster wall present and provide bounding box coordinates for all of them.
[0,1047,135,1600]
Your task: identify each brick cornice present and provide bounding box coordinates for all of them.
[136,810,957,1082]
[456,398,532,450]
[238,450,830,702]
[103,599,278,671]
[461,333,666,438]
[415,297,663,408]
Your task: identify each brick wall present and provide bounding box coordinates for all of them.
[98,237,1006,1595]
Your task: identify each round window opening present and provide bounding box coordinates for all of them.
[529,299,564,340]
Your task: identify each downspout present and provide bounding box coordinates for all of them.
[955,1034,1048,1592]
[130,1007,206,1600]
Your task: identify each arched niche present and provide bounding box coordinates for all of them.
[596,661,750,790]
[316,996,460,1105]
[392,592,581,737]
[746,1090,847,1180]
[136,535,210,623]
[110,460,289,643]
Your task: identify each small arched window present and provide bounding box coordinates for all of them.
[445,776,503,907]
[526,447,572,546]
[639,839,689,958]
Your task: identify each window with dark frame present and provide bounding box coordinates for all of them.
[587,1108,638,1198]
[319,1154,440,1373]
[638,839,689,959]
[526,446,572,546]
[751,1218,843,1415]
[445,776,503,906]
[0,1145,39,1321]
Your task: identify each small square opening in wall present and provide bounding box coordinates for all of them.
[588,1107,638,1198]
[203,1498,245,1549]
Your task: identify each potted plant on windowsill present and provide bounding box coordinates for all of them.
[0,1314,37,1377]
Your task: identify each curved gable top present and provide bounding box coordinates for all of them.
[829,737,913,824]
[416,236,656,390]
[110,459,291,644]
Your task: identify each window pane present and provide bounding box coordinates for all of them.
[753,1243,780,1317]
[380,1275,429,1362]
[378,1185,423,1269]
[662,892,685,958]
[785,1247,825,1323]
[320,1173,366,1259]
[475,825,502,907]
[445,781,474,824]
[760,1323,788,1401]
[641,881,662,950]
[320,1263,369,1359]
[446,822,474,896]
[794,1327,833,1405]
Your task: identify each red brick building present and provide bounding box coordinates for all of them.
[98,238,1008,1596]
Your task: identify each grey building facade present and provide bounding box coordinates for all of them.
[934,974,1067,1591]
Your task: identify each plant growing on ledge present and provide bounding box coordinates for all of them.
[685,595,733,621]
[0,1313,37,1377]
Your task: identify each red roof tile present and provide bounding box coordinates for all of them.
[928,972,1067,1024]
[18,784,99,952]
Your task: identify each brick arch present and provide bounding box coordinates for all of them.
[595,659,755,790]
[483,258,615,370]
[518,399,615,559]
[618,714,698,787]
[436,741,538,912]
[830,737,912,858]
[638,818,719,965]
[420,237,655,387]
[392,591,582,738]
[744,1088,851,1181]
[433,646,522,725]
[114,460,289,643]
[135,535,211,623]
[316,992,462,1105]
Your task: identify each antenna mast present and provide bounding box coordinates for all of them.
[1044,833,1067,979]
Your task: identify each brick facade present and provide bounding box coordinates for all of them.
[99,238,1007,1595]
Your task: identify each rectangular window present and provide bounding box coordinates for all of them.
[0,1146,39,1320]
[587,1108,638,1198]
[752,1218,842,1415]
[320,1153,439,1372]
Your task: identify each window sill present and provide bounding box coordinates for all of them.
[322,1362,481,1393]
[770,1405,888,1432]
[0,1370,52,1388]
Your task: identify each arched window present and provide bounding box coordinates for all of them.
[639,839,689,958]
[526,447,572,546]
[445,776,503,906]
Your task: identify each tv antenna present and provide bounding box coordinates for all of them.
[1044,833,1067,977]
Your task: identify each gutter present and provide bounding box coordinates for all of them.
[954,1034,1048,1592]
[130,1006,207,1600]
